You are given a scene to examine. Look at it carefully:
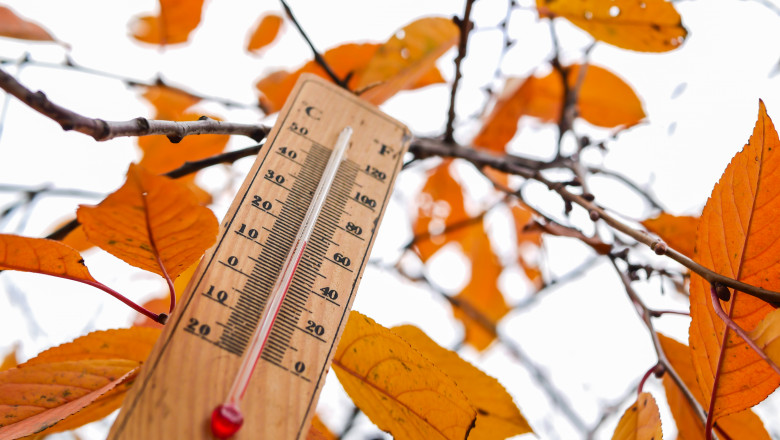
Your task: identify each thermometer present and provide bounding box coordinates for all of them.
[108,74,411,439]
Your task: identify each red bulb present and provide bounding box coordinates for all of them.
[211,404,244,439]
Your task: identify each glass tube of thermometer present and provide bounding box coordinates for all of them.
[211,127,353,439]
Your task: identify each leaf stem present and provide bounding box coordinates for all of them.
[74,277,162,323]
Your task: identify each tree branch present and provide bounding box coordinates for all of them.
[280,0,347,88]
[408,137,780,305]
[444,0,476,143]
[0,67,268,142]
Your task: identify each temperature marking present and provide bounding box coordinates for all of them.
[211,127,353,438]
[108,75,411,440]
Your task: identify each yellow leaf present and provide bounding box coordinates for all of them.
[537,0,687,53]
[611,392,662,440]
[392,325,533,439]
[641,213,699,259]
[0,6,57,43]
[658,333,770,440]
[0,328,160,436]
[130,0,205,46]
[688,101,780,420]
[333,312,476,440]
[77,164,218,280]
[246,13,283,54]
[0,234,96,284]
[452,222,509,351]
[474,64,645,151]
[355,17,459,105]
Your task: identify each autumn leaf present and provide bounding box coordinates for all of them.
[473,65,645,151]
[0,234,96,284]
[130,0,205,46]
[0,328,160,437]
[246,13,283,54]
[256,43,380,113]
[641,213,699,259]
[254,18,452,113]
[133,260,199,328]
[392,325,533,439]
[412,159,472,262]
[537,0,687,53]
[306,415,337,440]
[511,202,544,288]
[0,346,17,372]
[452,221,509,351]
[333,312,476,440]
[0,6,58,43]
[138,85,229,175]
[355,16,459,105]
[611,392,662,440]
[658,333,770,440]
[688,100,780,421]
[77,164,218,281]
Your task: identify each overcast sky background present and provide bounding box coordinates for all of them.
[2,0,780,439]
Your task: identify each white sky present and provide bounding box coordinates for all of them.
[2,0,780,439]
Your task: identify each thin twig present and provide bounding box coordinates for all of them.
[0,67,268,142]
[444,0,476,143]
[609,257,713,436]
[588,166,665,211]
[280,0,347,88]
[0,55,260,110]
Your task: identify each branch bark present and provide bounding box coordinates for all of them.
[0,67,269,142]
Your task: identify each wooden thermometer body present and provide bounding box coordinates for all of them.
[109,74,410,439]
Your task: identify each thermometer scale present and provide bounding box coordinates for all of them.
[108,74,411,439]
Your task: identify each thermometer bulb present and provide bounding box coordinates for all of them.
[211,404,243,439]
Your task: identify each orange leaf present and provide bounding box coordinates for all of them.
[0,234,96,284]
[355,17,459,105]
[333,312,476,440]
[473,65,645,151]
[306,415,336,440]
[409,65,446,89]
[641,213,699,259]
[411,159,471,262]
[392,325,533,438]
[133,260,199,328]
[141,85,201,120]
[255,43,380,113]
[688,101,780,421]
[0,328,159,436]
[0,346,17,372]
[537,0,687,52]
[658,333,770,440]
[137,86,229,174]
[0,368,137,439]
[511,202,544,288]
[611,392,662,440]
[0,6,57,43]
[137,114,229,175]
[452,222,509,351]
[130,0,204,46]
[60,225,93,253]
[246,13,283,54]
[77,164,218,280]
